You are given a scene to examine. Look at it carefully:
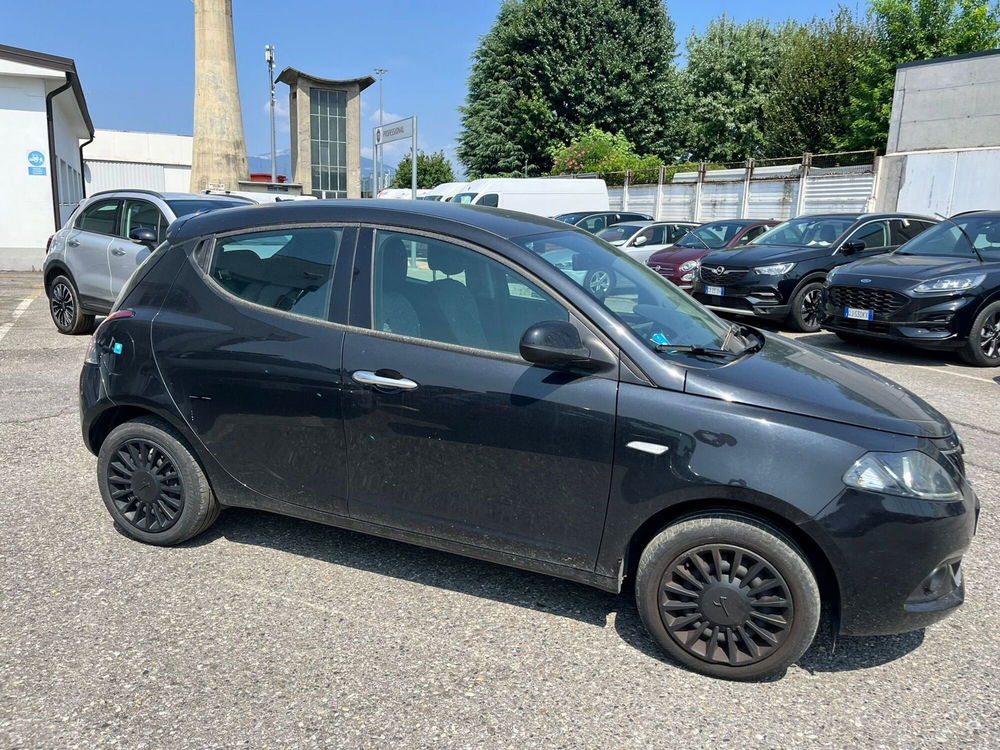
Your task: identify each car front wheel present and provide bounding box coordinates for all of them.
[788,281,825,333]
[960,301,1000,367]
[48,274,95,335]
[97,417,221,546]
[635,514,821,680]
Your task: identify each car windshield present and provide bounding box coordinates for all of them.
[167,199,251,218]
[452,193,477,204]
[596,224,645,244]
[751,216,856,248]
[515,230,743,356]
[896,215,1000,260]
[675,222,748,249]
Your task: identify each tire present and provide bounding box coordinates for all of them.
[48,274,96,335]
[787,281,825,333]
[959,301,1000,367]
[635,514,821,681]
[584,268,615,297]
[97,417,220,546]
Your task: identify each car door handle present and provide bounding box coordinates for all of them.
[111,247,127,256]
[352,370,419,390]
[67,239,80,247]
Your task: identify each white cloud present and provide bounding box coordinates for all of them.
[369,107,405,125]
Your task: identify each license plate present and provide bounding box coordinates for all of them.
[704,285,724,296]
[844,307,874,321]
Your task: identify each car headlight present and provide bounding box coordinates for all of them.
[911,274,985,295]
[679,260,699,272]
[754,262,795,276]
[843,451,960,501]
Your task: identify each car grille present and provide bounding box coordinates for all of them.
[828,285,908,314]
[648,263,674,275]
[699,266,748,285]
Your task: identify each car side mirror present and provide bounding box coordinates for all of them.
[842,240,866,255]
[632,235,648,247]
[129,226,158,250]
[520,321,593,369]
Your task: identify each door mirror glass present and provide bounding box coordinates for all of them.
[842,240,866,255]
[519,320,591,368]
[129,226,158,249]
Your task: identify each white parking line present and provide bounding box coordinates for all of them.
[908,365,998,384]
[0,296,36,344]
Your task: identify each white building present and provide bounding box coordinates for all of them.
[0,44,93,271]
[84,129,193,195]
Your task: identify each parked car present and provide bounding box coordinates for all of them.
[596,221,698,263]
[44,190,253,334]
[647,219,779,292]
[81,199,976,680]
[422,182,472,202]
[822,210,1000,366]
[691,213,937,332]
[451,177,609,216]
[554,210,653,234]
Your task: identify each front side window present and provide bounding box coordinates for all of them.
[372,230,567,354]
[752,217,856,248]
[77,199,121,235]
[516,230,738,356]
[737,225,770,245]
[475,193,499,207]
[210,227,343,321]
[123,200,165,242]
[452,192,477,204]
[598,224,644,245]
[578,215,608,233]
[675,221,746,250]
[843,221,890,250]
[896,215,1000,260]
[666,225,692,243]
[892,218,935,244]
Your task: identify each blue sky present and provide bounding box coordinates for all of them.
[5,1,866,173]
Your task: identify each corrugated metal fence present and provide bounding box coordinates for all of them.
[594,152,877,221]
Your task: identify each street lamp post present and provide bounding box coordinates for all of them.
[265,44,277,183]
[374,68,387,193]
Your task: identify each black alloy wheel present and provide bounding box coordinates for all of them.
[961,301,1000,367]
[48,274,95,335]
[107,438,185,533]
[981,310,1000,359]
[658,544,793,666]
[789,281,825,333]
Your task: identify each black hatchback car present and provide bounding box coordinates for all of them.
[822,211,1000,366]
[692,213,937,331]
[81,200,977,680]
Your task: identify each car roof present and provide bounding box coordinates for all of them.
[168,199,575,243]
[949,209,1000,219]
[794,212,935,221]
[86,189,253,204]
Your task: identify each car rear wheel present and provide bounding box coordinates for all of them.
[960,301,1000,367]
[788,281,825,333]
[635,514,821,681]
[97,417,220,546]
[48,274,95,335]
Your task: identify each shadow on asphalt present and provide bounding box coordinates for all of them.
[189,507,924,679]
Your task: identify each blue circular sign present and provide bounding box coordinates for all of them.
[28,151,46,166]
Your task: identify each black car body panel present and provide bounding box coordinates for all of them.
[80,200,977,637]
[822,247,1000,349]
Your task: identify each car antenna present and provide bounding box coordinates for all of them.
[934,212,984,263]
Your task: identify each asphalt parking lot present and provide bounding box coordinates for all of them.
[1,270,998,749]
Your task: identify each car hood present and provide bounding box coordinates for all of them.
[701,243,827,267]
[684,333,951,438]
[833,253,993,283]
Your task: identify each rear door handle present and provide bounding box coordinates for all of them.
[352,369,419,390]
[111,248,127,256]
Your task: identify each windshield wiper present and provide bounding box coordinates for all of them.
[655,343,734,358]
[934,212,984,262]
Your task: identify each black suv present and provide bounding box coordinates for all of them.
[80,200,976,680]
[822,211,1000,366]
[692,213,937,331]
[553,210,652,234]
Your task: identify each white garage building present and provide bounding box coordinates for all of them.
[0,44,93,271]
[83,129,193,196]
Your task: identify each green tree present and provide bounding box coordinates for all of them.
[842,0,1000,150]
[678,16,791,162]
[390,150,456,189]
[548,126,662,182]
[762,10,872,156]
[457,0,680,178]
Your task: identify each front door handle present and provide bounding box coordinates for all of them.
[67,239,80,247]
[352,369,419,390]
[111,247,127,256]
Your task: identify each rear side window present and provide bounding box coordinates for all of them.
[76,199,121,235]
[210,227,343,321]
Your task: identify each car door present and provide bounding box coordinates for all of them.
[109,199,166,298]
[341,228,619,570]
[65,198,120,305]
[151,225,356,514]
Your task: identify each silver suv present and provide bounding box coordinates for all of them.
[43,190,252,333]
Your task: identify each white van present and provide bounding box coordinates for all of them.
[376,188,434,200]
[422,182,472,202]
[451,178,608,216]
